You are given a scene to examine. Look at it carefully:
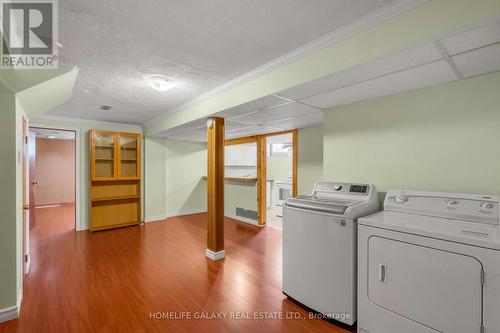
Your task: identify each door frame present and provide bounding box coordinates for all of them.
[225,129,298,226]
[21,116,29,277]
[29,124,81,231]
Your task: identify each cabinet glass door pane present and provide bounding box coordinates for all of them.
[120,136,138,177]
[94,134,115,178]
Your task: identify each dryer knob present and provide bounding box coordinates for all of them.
[395,194,408,204]
[481,202,494,209]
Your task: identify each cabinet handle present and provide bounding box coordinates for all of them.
[378,264,387,283]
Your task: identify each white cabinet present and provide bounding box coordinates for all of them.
[225,143,256,166]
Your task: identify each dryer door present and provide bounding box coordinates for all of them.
[368,236,483,333]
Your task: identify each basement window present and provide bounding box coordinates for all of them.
[269,143,290,157]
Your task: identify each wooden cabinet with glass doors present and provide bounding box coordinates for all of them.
[89,130,142,231]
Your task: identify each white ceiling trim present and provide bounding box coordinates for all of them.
[143,0,430,128]
[434,41,464,80]
[35,114,144,131]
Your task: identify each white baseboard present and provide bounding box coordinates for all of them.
[0,305,19,324]
[225,214,264,227]
[205,249,225,261]
[144,209,207,223]
[76,225,89,231]
[166,209,206,218]
[144,214,168,223]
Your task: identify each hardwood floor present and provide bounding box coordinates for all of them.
[1,208,354,333]
[31,204,76,243]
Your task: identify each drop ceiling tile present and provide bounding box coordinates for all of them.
[265,112,324,130]
[441,21,500,56]
[225,125,282,139]
[225,120,256,132]
[232,102,321,124]
[451,43,500,78]
[277,43,442,100]
[300,60,457,109]
[216,95,291,119]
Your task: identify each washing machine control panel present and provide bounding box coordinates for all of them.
[314,182,370,195]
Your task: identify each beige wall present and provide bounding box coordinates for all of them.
[323,71,500,201]
[35,138,75,206]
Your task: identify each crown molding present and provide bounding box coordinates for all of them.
[33,114,144,131]
[144,0,430,129]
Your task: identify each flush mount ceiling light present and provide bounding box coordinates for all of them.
[144,75,177,92]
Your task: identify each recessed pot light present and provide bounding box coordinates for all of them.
[48,135,56,139]
[145,75,176,92]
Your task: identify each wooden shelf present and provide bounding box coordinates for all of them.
[90,130,142,232]
[202,176,257,183]
[91,195,141,202]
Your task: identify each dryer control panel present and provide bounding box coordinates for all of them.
[385,190,499,225]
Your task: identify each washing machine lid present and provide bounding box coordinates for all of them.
[285,195,355,214]
[285,182,380,217]
[359,210,500,250]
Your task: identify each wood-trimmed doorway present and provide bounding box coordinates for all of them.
[28,126,79,233]
[225,129,297,226]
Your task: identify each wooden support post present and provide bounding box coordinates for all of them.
[292,129,298,197]
[257,136,267,226]
[206,117,225,260]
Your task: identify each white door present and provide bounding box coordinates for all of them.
[368,236,483,333]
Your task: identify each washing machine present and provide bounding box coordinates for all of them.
[358,190,500,333]
[283,182,380,326]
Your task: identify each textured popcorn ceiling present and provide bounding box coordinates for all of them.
[46,0,394,124]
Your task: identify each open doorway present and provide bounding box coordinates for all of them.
[29,127,77,242]
[265,133,293,229]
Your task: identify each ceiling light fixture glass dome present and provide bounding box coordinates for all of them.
[145,75,177,92]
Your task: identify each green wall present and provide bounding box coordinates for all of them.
[224,182,257,220]
[298,127,323,195]
[323,71,500,199]
[163,140,207,216]
[0,91,18,310]
[30,117,142,230]
[144,138,167,220]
